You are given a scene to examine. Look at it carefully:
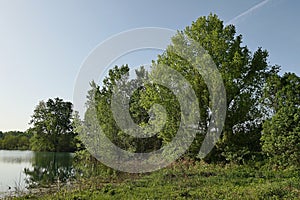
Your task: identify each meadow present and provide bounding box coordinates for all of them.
[12,160,300,200]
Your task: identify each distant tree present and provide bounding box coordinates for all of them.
[29,98,77,152]
[0,131,30,150]
[261,73,300,167]
[18,135,30,149]
[2,135,18,149]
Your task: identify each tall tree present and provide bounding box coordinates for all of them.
[141,14,276,162]
[79,14,278,163]
[29,98,76,152]
[261,73,300,167]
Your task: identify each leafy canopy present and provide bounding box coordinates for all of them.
[29,97,77,152]
[261,73,300,167]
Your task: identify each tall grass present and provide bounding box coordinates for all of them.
[13,160,300,199]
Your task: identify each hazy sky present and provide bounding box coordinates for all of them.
[0,0,299,131]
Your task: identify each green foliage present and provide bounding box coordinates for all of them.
[24,152,74,187]
[73,149,117,179]
[74,14,298,171]
[139,14,275,161]
[14,162,300,200]
[29,97,77,152]
[77,14,292,165]
[261,73,300,167]
[79,65,162,156]
[0,131,30,150]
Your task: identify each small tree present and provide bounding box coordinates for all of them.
[29,98,76,152]
[261,73,300,167]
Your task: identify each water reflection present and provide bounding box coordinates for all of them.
[0,150,33,163]
[0,150,74,197]
[0,150,32,197]
[24,152,74,187]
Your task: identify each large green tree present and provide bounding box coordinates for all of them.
[261,73,300,167]
[29,98,77,152]
[141,14,276,162]
[79,14,278,164]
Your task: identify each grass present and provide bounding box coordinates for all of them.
[12,160,300,199]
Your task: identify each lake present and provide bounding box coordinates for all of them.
[0,150,74,197]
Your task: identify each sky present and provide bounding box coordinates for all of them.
[0,0,299,132]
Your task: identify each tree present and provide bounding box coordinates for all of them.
[29,98,77,152]
[141,14,276,162]
[0,131,30,150]
[79,14,278,164]
[261,73,300,167]
[80,65,162,154]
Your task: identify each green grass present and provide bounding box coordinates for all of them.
[13,161,300,200]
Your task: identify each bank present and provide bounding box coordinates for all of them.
[12,161,300,200]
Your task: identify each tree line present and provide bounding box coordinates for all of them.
[0,131,30,150]
[78,14,300,168]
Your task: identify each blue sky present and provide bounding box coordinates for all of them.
[0,0,299,131]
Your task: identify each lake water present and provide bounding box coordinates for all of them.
[0,150,74,197]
